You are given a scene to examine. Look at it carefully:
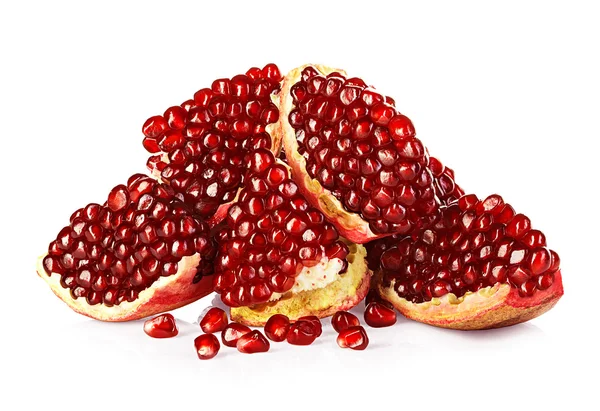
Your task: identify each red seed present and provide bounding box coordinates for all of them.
[264,314,291,342]
[364,302,397,328]
[237,330,270,354]
[331,311,360,333]
[337,326,369,350]
[297,315,322,337]
[194,334,220,360]
[143,313,178,338]
[287,320,318,346]
[221,323,251,347]
[200,307,228,333]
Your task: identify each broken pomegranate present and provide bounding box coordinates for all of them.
[237,330,270,354]
[276,64,440,243]
[287,320,319,346]
[194,333,220,360]
[374,194,564,329]
[331,311,360,333]
[264,314,291,342]
[364,302,397,328]
[212,148,371,325]
[37,174,217,321]
[200,307,228,333]
[221,322,252,347]
[143,313,179,338]
[142,63,283,225]
[337,326,369,350]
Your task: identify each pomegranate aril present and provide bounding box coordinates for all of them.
[264,314,291,342]
[194,334,220,360]
[331,311,360,333]
[297,315,322,337]
[337,326,369,350]
[221,322,252,347]
[287,320,318,346]
[200,307,228,333]
[237,330,270,354]
[364,302,397,328]
[144,313,179,338]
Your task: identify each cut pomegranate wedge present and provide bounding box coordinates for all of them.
[276,64,440,243]
[36,174,217,321]
[373,194,563,330]
[212,148,371,326]
[143,63,283,226]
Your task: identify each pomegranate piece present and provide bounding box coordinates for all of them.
[221,322,251,347]
[337,326,369,350]
[142,64,282,222]
[277,65,441,243]
[364,302,397,328]
[200,307,228,333]
[297,315,322,337]
[375,193,564,329]
[194,333,220,360]
[237,330,270,354]
[143,313,179,338]
[37,174,217,321]
[287,320,318,346]
[331,311,360,333]
[264,314,291,342]
[213,148,350,307]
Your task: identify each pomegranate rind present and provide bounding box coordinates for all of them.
[275,64,388,244]
[231,242,371,326]
[36,253,214,322]
[373,269,563,330]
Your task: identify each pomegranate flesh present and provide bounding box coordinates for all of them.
[237,330,270,354]
[331,311,360,333]
[364,302,397,328]
[287,320,318,346]
[194,334,220,360]
[264,314,291,342]
[337,326,369,350]
[143,313,179,338]
[221,322,252,347]
[374,194,564,329]
[200,307,228,333]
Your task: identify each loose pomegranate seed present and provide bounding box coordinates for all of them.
[378,194,561,303]
[194,334,220,360]
[364,302,397,328]
[331,311,360,333]
[221,322,251,347]
[237,330,270,354]
[264,314,291,342]
[213,148,349,307]
[287,320,319,346]
[337,326,369,350]
[200,307,228,333]
[143,313,178,338]
[297,315,322,337]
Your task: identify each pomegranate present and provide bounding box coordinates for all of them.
[200,307,228,333]
[221,322,252,347]
[143,313,179,338]
[212,148,371,325]
[36,174,217,321]
[142,63,283,225]
[331,311,360,333]
[237,330,270,354]
[194,334,220,360]
[276,64,440,243]
[337,326,369,350]
[264,314,291,342]
[364,302,397,328]
[286,320,319,346]
[374,194,564,330]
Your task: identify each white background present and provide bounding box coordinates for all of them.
[1,1,598,409]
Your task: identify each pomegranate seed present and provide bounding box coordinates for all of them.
[331,311,360,333]
[264,314,291,342]
[237,330,270,354]
[194,334,220,360]
[337,326,369,350]
[143,313,178,338]
[287,320,318,346]
[297,315,322,337]
[364,302,397,328]
[200,307,228,333]
[221,323,251,347]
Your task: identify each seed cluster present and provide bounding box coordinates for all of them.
[142,64,282,218]
[42,175,216,306]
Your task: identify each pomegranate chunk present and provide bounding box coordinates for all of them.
[287,320,318,346]
[237,330,270,354]
[221,322,251,347]
[143,313,178,338]
[337,326,369,350]
[331,311,360,333]
[264,314,291,342]
[364,302,397,328]
[194,334,220,360]
[200,307,228,333]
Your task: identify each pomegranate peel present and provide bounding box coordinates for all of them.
[230,242,371,326]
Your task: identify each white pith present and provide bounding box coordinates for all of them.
[269,257,344,301]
